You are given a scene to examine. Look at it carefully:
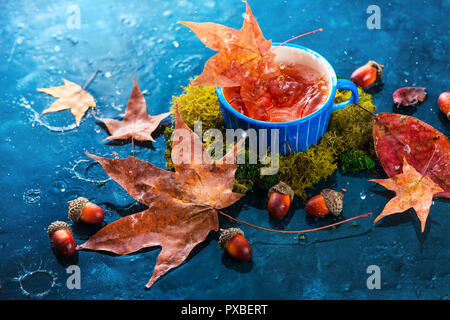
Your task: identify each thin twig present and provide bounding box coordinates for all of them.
[284,141,293,155]
[271,28,323,51]
[82,68,100,90]
[217,210,372,234]
[356,103,375,116]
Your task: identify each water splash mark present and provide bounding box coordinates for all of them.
[18,96,78,133]
[7,37,24,62]
[13,261,58,299]
[65,159,111,185]
[23,189,41,204]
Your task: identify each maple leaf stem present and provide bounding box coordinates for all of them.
[419,146,437,183]
[271,28,323,51]
[217,210,372,234]
[356,103,375,116]
[132,137,135,157]
[82,68,100,90]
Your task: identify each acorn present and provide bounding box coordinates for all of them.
[305,188,347,218]
[350,60,384,88]
[267,182,294,219]
[68,197,104,224]
[219,228,252,261]
[47,221,76,257]
[438,92,450,120]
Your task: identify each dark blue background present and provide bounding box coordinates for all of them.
[0,0,448,299]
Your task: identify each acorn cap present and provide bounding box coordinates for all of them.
[68,197,89,223]
[218,228,244,250]
[47,221,71,238]
[321,188,347,216]
[367,60,384,82]
[268,181,294,202]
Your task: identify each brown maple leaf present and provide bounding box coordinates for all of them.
[38,78,96,126]
[179,1,275,88]
[95,76,170,142]
[370,157,443,232]
[77,107,246,288]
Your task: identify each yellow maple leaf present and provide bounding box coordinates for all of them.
[38,79,96,126]
[371,157,443,232]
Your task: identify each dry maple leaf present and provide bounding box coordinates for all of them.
[77,107,246,288]
[95,76,170,142]
[38,78,96,127]
[373,112,450,198]
[371,157,443,232]
[179,1,275,88]
[393,87,427,107]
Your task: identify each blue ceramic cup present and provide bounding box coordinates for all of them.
[216,43,359,155]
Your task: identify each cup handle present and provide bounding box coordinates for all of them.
[332,79,359,110]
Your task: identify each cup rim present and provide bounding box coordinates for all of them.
[216,43,338,126]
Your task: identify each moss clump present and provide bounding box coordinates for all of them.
[234,150,279,193]
[340,150,375,174]
[170,82,225,133]
[164,82,377,199]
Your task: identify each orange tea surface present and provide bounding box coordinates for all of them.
[223,63,329,122]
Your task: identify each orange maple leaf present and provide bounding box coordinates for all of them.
[94,76,170,142]
[38,78,96,127]
[179,1,276,88]
[371,157,443,232]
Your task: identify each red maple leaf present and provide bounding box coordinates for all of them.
[373,112,450,198]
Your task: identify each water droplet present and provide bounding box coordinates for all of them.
[172,41,179,48]
[360,191,366,200]
[54,45,61,52]
[105,72,112,78]
[67,36,78,45]
[48,180,68,196]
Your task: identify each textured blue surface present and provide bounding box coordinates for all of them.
[0,0,449,299]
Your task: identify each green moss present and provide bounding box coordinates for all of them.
[164,83,377,199]
[234,150,278,193]
[164,126,175,171]
[170,82,225,133]
[340,150,375,174]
